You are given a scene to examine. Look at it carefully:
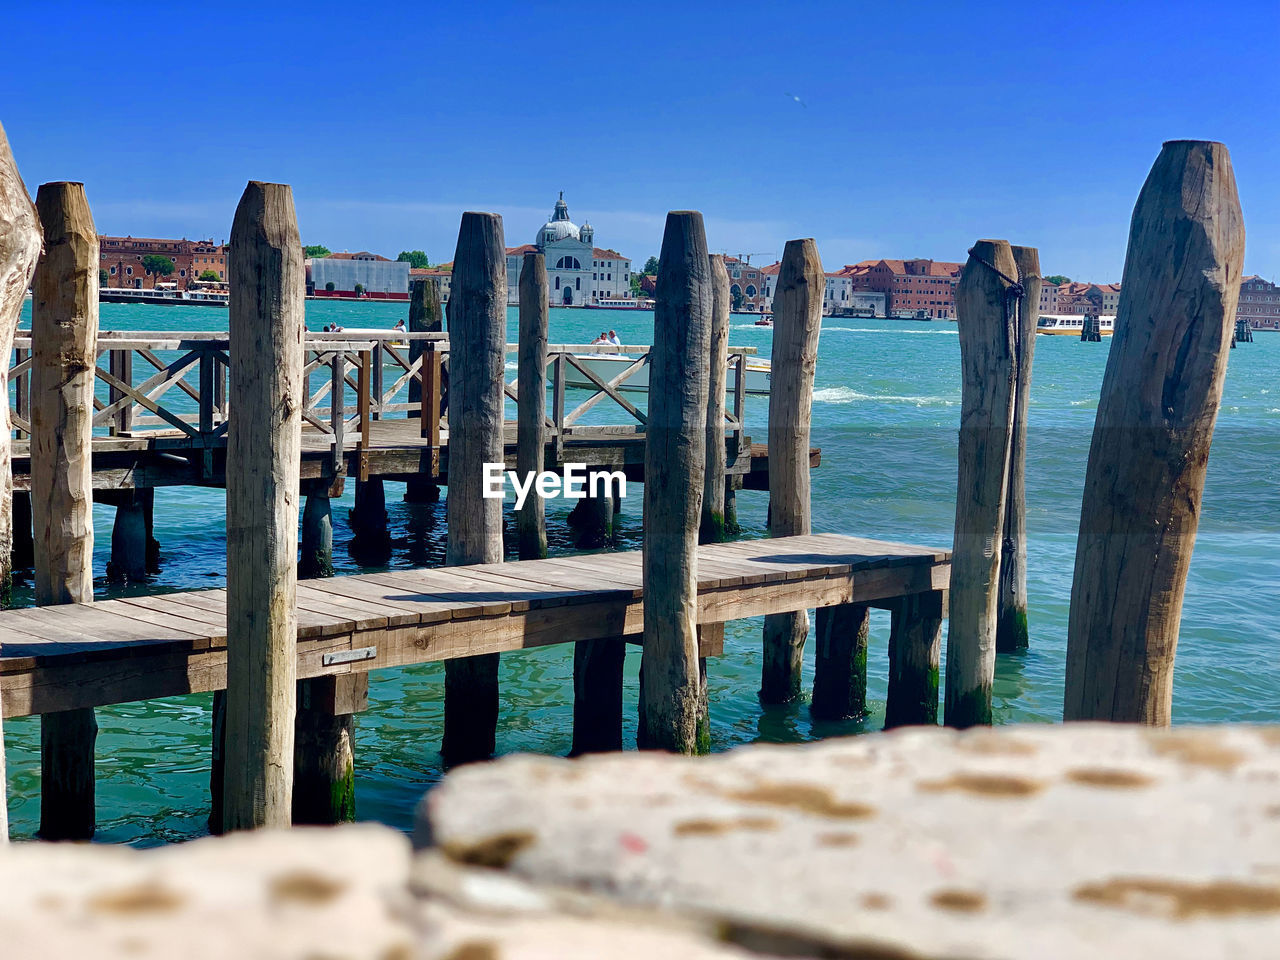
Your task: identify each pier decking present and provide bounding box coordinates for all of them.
[0,533,949,718]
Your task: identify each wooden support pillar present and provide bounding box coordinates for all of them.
[223,181,304,830]
[350,477,391,563]
[885,590,944,728]
[996,246,1040,654]
[811,603,869,721]
[32,181,99,841]
[516,252,549,560]
[0,123,41,621]
[442,212,506,766]
[723,473,741,539]
[568,489,613,548]
[293,673,368,824]
[638,211,712,754]
[1065,140,1244,725]
[944,239,1019,729]
[700,254,730,545]
[696,623,721,754]
[300,483,334,578]
[107,496,148,582]
[406,278,444,504]
[570,637,626,755]
[761,238,823,704]
[11,491,33,571]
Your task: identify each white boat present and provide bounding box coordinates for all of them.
[100,286,229,308]
[1036,314,1114,335]
[563,353,771,396]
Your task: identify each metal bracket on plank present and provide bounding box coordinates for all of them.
[322,646,377,667]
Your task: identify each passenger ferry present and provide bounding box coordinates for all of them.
[1036,314,1115,335]
[583,297,649,310]
[100,284,229,308]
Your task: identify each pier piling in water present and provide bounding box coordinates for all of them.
[996,245,1040,654]
[107,494,148,582]
[300,481,335,578]
[350,477,391,563]
[763,238,823,704]
[293,673,366,824]
[884,590,945,727]
[11,491,34,571]
[811,603,869,721]
[32,181,100,840]
[945,239,1019,729]
[1064,141,1244,725]
[639,211,712,753]
[516,253,549,561]
[0,125,40,631]
[442,212,506,765]
[405,278,443,503]
[222,181,304,830]
[700,254,730,545]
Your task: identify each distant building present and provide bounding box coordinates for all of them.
[839,258,963,319]
[1054,281,1121,316]
[308,252,410,300]
[1238,275,1280,330]
[99,236,228,290]
[410,267,452,303]
[503,194,631,306]
[1039,281,1059,314]
[724,256,768,312]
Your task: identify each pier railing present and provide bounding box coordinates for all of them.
[8,330,756,475]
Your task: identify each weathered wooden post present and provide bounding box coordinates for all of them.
[442,212,506,765]
[0,124,40,840]
[350,477,391,563]
[32,181,99,840]
[517,252,549,560]
[996,245,1041,653]
[406,277,443,503]
[761,238,823,704]
[884,590,945,727]
[1065,140,1244,725]
[299,480,334,578]
[701,254,730,544]
[811,603,869,721]
[944,239,1019,729]
[293,673,367,824]
[638,211,712,753]
[223,181,304,830]
[568,487,613,547]
[0,124,41,614]
[106,493,148,582]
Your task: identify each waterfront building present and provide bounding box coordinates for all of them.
[1237,275,1280,330]
[1039,281,1059,314]
[308,251,410,300]
[1054,281,1121,316]
[99,235,228,290]
[503,194,632,306]
[834,258,962,319]
[724,256,769,312]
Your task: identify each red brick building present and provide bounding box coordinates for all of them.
[99,236,228,290]
[1237,275,1280,330]
[842,258,963,319]
[724,256,769,312]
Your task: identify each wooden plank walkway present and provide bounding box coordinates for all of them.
[0,533,948,718]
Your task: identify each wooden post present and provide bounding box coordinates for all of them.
[945,239,1019,729]
[300,482,334,578]
[442,212,506,765]
[350,477,391,563]
[107,495,148,582]
[1065,140,1244,725]
[12,491,34,570]
[571,637,626,755]
[811,603,869,721]
[293,674,367,824]
[406,278,442,502]
[568,489,614,548]
[0,123,41,622]
[32,181,99,840]
[761,238,823,704]
[638,211,712,754]
[516,252,548,560]
[884,590,944,728]
[700,254,730,544]
[223,181,304,830]
[996,245,1040,654]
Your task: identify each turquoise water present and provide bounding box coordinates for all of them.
[4,301,1278,844]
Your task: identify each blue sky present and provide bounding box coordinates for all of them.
[3,0,1276,280]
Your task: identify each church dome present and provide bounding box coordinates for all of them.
[537,192,580,246]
